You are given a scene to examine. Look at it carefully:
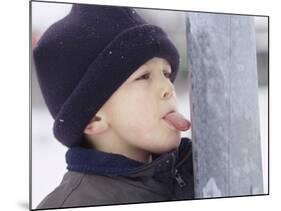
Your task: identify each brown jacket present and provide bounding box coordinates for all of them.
[36,138,194,209]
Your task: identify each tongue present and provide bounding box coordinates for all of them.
[163,112,191,131]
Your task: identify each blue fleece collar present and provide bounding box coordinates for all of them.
[66,138,191,175]
[66,147,145,175]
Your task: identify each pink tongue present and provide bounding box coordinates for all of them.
[164,112,190,131]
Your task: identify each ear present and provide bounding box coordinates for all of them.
[83,114,109,136]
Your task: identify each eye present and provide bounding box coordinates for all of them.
[136,72,150,80]
[163,70,172,79]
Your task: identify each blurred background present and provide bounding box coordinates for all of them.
[31,1,268,208]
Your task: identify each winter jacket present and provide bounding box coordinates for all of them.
[36,138,194,209]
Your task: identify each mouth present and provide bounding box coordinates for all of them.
[161,109,178,131]
[162,109,191,131]
[162,119,178,131]
[161,109,176,119]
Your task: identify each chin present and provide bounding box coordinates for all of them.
[152,135,181,154]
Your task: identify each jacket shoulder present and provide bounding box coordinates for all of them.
[61,173,167,207]
[36,171,85,209]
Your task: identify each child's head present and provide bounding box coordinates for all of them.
[83,57,183,162]
[34,4,187,158]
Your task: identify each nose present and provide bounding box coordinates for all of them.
[159,78,175,100]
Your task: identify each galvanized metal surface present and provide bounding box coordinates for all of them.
[186,13,264,198]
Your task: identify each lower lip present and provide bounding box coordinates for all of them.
[162,118,177,131]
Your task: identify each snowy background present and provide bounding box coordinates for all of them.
[31,2,268,209]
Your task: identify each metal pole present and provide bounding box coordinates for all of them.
[186,13,264,198]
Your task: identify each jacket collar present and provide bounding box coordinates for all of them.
[66,138,191,176]
[66,146,145,175]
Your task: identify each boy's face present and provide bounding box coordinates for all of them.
[84,57,188,161]
[98,57,181,155]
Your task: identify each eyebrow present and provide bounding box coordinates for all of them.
[133,62,172,76]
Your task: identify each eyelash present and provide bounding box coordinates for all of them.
[136,71,172,81]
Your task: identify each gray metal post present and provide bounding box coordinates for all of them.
[186,13,264,198]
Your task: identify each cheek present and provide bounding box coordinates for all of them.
[116,98,156,133]
[104,88,157,133]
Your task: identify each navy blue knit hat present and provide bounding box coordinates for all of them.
[33,4,179,147]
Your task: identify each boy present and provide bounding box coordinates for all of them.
[34,3,194,209]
